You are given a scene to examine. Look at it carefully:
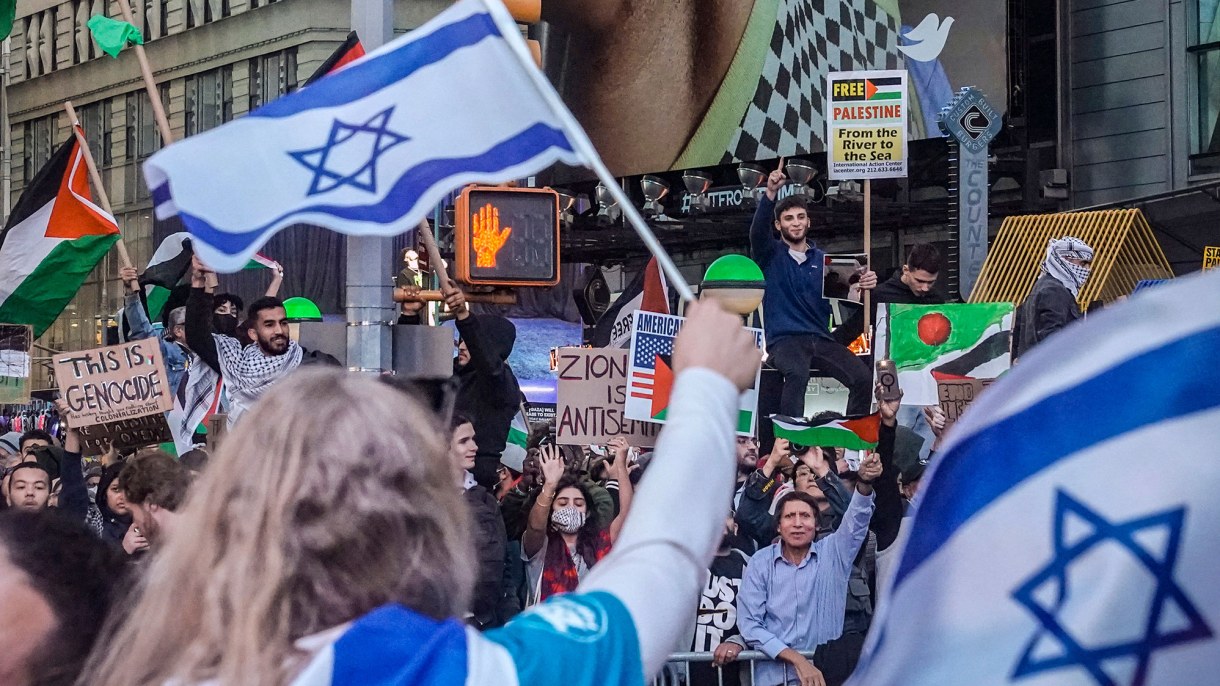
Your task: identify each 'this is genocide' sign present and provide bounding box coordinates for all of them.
[556,348,660,447]
[54,339,173,427]
[826,70,908,180]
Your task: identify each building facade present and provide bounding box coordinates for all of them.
[5,0,446,360]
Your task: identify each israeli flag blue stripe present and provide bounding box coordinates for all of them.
[176,122,573,256]
[894,323,1220,590]
[251,12,499,120]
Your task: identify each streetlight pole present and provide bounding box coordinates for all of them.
[345,0,395,374]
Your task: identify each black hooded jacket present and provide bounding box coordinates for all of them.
[453,314,522,487]
[94,463,132,548]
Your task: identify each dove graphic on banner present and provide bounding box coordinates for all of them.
[143,0,592,273]
[897,14,954,62]
[850,268,1220,686]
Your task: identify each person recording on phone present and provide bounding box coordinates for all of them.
[750,161,877,418]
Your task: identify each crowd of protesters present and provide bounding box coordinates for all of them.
[0,185,1094,685]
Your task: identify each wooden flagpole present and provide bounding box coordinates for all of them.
[863,178,872,342]
[114,0,173,145]
[416,218,455,292]
[64,100,133,270]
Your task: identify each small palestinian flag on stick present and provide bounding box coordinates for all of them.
[303,31,366,86]
[771,413,881,451]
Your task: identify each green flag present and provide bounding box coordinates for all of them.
[0,1,16,41]
[86,15,144,58]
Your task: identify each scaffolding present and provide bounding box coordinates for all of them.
[969,209,1174,308]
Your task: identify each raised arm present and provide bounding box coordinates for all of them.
[53,399,89,522]
[120,266,156,341]
[749,163,786,266]
[871,387,904,550]
[264,262,284,297]
[605,437,634,542]
[578,300,762,680]
[186,257,225,375]
[826,455,880,571]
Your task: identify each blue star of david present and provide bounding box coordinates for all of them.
[287,107,409,196]
[1011,491,1213,686]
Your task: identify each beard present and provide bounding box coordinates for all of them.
[258,334,290,355]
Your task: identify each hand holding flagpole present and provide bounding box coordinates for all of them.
[64,100,132,270]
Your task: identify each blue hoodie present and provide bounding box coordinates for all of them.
[749,195,833,346]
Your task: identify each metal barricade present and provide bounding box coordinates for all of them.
[654,650,819,686]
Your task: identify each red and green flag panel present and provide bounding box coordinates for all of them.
[771,413,881,451]
[875,302,1014,406]
[0,129,119,337]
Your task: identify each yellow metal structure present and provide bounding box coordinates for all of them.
[969,209,1173,308]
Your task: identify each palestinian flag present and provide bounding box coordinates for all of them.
[501,409,529,473]
[591,256,670,348]
[303,31,365,86]
[0,130,119,336]
[771,413,881,451]
[245,253,277,270]
[866,77,903,101]
[140,232,194,323]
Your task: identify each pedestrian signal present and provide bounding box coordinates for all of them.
[455,186,560,287]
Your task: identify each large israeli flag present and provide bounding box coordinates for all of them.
[143,0,592,273]
[850,269,1220,686]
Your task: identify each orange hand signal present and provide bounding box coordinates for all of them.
[472,203,512,268]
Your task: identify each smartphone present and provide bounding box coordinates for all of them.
[876,358,902,401]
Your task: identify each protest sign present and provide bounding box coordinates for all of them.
[937,377,995,429]
[76,414,173,456]
[53,339,173,426]
[875,302,1013,405]
[827,70,908,180]
[0,325,32,404]
[624,311,763,436]
[1204,246,1220,271]
[525,402,556,428]
[556,348,660,447]
[823,253,869,303]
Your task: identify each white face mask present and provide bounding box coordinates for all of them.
[550,506,586,534]
[87,485,98,502]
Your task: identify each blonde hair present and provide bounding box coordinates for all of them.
[85,369,474,685]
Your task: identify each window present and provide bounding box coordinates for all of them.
[125,86,168,203]
[1191,0,1220,173]
[185,66,234,136]
[75,100,113,167]
[248,47,298,110]
[186,0,230,29]
[22,115,57,187]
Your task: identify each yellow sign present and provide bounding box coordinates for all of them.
[826,70,908,180]
[1204,246,1220,271]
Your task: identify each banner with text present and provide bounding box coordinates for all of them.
[1204,246,1219,271]
[0,325,32,404]
[53,339,173,427]
[76,414,174,456]
[625,311,763,436]
[827,70,908,180]
[556,347,660,447]
[937,377,995,429]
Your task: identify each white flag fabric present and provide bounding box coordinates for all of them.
[850,269,1220,686]
[143,0,592,272]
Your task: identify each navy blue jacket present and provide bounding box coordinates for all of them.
[749,195,833,346]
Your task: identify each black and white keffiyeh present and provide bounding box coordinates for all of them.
[215,334,302,425]
[1043,236,1094,296]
